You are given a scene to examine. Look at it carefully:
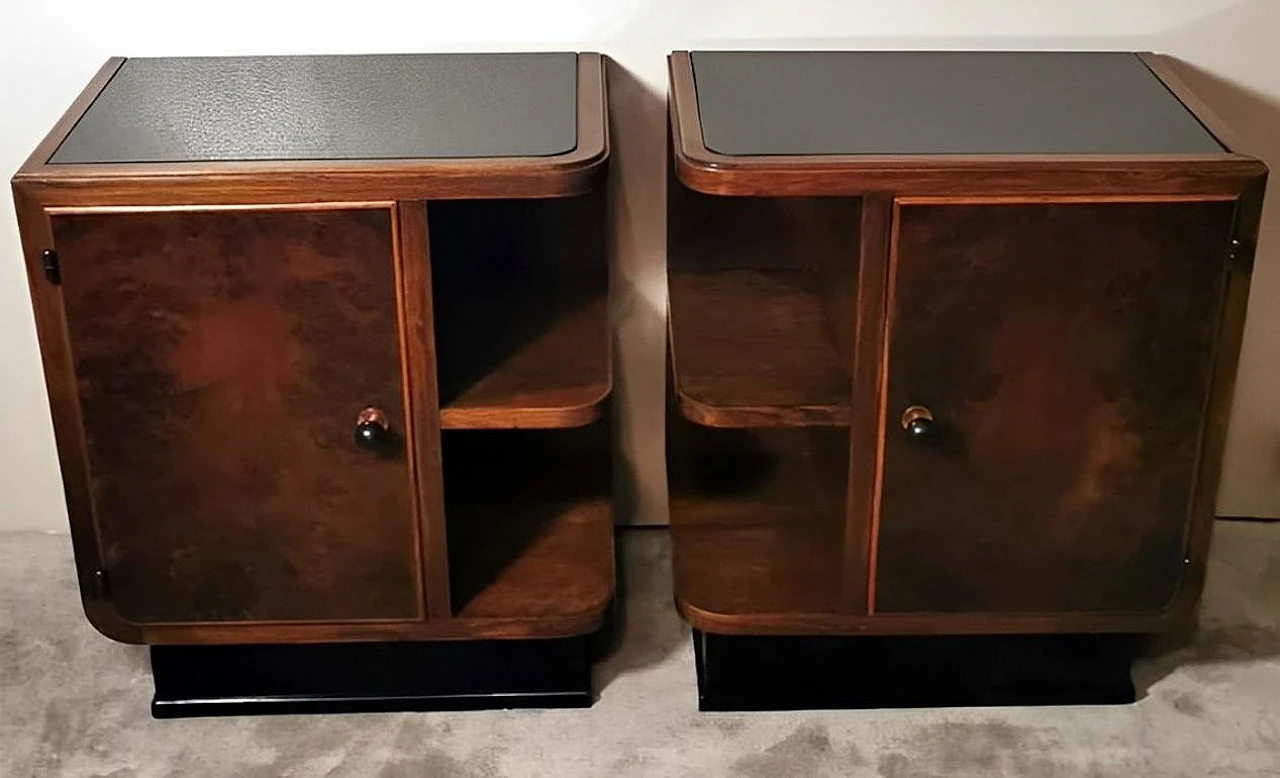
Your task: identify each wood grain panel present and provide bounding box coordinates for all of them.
[668,358,849,618]
[874,200,1236,614]
[665,178,859,428]
[51,207,422,624]
[842,195,894,612]
[12,188,142,641]
[442,423,613,620]
[429,194,610,429]
[668,270,850,427]
[1172,179,1267,619]
[395,201,452,618]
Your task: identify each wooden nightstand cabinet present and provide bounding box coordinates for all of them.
[13,53,612,715]
[666,51,1267,710]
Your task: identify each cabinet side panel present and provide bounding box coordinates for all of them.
[13,187,142,641]
[51,207,422,624]
[875,200,1235,615]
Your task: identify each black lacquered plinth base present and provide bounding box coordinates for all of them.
[693,630,1136,711]
[151,637,591,718]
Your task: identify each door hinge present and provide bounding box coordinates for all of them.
[91,568,110,599]
[41,249,60,285]
[1228,205,1259,270]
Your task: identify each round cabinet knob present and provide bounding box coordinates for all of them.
[900,405,935,442]
[353,407,391,451]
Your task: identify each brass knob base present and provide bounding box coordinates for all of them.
[900,405,935,441]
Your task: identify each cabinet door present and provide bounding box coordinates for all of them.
[875,201,1235,614]
[51,207,422,624]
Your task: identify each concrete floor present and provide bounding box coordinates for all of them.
[1,523,1279,778]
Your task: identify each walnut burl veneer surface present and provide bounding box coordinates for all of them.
[876,201,1236,614]
[51,207,421,624]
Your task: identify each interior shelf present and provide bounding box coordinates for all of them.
[437,289,609,429]
[669,422,849,619]
[443,423,613,621]
[668,269,851,428]
[429,194,609,430]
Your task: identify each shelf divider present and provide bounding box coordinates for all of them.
[669,269,852,428]
[437,291,609,430]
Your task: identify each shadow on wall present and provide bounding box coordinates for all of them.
[605,57,670,527]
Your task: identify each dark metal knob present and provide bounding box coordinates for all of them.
[900,405,935,441]
[354,407,390,451]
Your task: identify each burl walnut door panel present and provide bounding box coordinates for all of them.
[50,207,422,624]
[875,201,1236,614]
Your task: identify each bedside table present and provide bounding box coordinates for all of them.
[666,50,1267,710]
[13,52,613,716]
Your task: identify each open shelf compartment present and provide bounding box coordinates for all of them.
[428,194,609,430]
[441,421,613,623]
[667,183,860,428]
[668,401,850,620]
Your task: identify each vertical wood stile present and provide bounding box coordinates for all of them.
[398,201,453,619]
[842,195,894,614]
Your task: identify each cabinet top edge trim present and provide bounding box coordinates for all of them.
[667,52,1267,198]
[894,193,1241,205]
[43,201,398,215]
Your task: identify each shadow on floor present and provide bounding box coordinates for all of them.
[592,528,689,699]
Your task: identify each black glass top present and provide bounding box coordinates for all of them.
[690,51,1222,156]
[52,53,579,164]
